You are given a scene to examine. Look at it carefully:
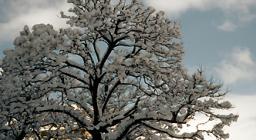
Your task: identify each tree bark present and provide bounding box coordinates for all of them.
[91,130,102,140]
[15,130,26,140]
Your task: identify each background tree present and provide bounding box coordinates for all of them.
[0,0,238,139]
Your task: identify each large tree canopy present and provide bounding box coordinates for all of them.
[0,0,238,139]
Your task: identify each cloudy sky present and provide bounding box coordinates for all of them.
[0,0,256,139]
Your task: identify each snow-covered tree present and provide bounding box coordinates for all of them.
[0,0,238,139]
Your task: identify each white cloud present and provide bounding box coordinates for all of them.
[217,20,238,32]
[145,0,209,16]
[146,0,256,31]
[1,0,256,41]
[214,48,256,85]
[146,0,256,15]
[0,0,70,42]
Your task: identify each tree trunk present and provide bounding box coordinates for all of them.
[92,130,102,140]
[15,130,26,140]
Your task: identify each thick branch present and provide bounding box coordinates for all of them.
[99,98,140,132]
[99,42,115,72]
[59,69,88,85]
[102,80,121,114]
[36,108,89,129]
[65,60,88,74]
[93,39,100,62]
